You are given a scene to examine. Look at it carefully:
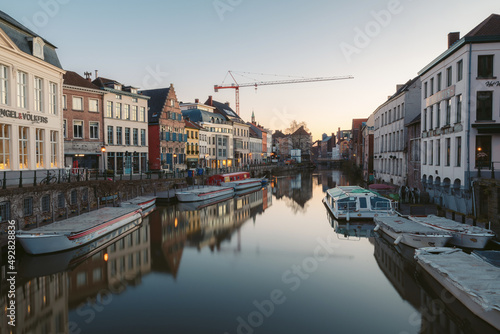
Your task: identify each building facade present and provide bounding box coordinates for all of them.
[361,116,374,183]
[0,11,65,172]
[141,85,185,172]
[373,77,421,186]
[185,119,201,168]
[419,16,500,216]
[93,77,149,175]
[63,71,105,170]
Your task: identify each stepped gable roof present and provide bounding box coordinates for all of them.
[0,10,62,69]
[205,98,241,120]
[140,88,172,123]
[464,14,500,38]
[63,71,101,90]
[291,126,310,137]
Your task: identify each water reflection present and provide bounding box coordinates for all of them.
[272,174,313,213]
[326,214,376,240]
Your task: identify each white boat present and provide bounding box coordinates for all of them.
[409,215,495,249]
[323,186,397,220]
[374,216,452,248]
[175,186,234,202]
[16,207,143,255]
[415,247,500,331]
[120,196,156,210]
[224,178,263,190]
[207,172,263,191]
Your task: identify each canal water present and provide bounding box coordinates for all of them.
[2,170,497,334]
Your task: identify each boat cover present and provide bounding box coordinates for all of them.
[410,215,495,234]
[416,248,500,312]
[374,216,449,234]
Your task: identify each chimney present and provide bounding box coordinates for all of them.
[225,101,230,107]
[448,32,460,48]
[195,98,199,104]
[207,95,213,106]
[95,70,98,79]
[84,71,92,82]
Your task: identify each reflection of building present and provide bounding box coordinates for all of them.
[273,173,313,210]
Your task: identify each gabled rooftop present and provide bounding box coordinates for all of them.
[291,126,311,137]
[64,71,102,91]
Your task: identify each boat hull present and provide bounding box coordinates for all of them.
[176,186,234,202]
[224,179,263,190]
[377,224,451,248]
[17,210,142,255]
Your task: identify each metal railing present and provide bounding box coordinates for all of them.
[476,161,499,179]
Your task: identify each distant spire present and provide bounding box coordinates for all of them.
[251,110,255,124]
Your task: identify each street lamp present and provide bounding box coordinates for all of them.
[101,146,106,173]
[173,154,177,174]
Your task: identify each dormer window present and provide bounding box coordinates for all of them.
[114,84,122,90]
[30,37,45,60]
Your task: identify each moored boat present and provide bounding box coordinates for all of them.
[207,171,263,190]
[175,185,234,202]
[409,215,495,249]
[120,196,156,210]
[415,247,500,331]
[374,216,452,248]
[323,185,396,220]
[16,207,143,255]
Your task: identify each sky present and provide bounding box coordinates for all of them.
[2,0,499,140]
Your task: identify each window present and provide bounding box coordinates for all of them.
[89,121,99,139]
[115,94,122,100]
[424,82,428,99]
[446,67,452,87]
[429,140,433,165]
[436,139,441,166]
[49,82,57,114]
[63,95,67,109]
[423,109,427,131]
[115,102,122,119]
[107,126,114,145]
[476,91,493,121]
[0,124,10,169]
[445,138,451,166]
[132,97,138,103]
[0,64,8,105]
[19,127,28,169]
[35,128,44,168]
[41,195,50,213]
[73,120,83,139]
[0,201,11,222]
[116,127,122,145]
[24,197,33,216]
[437,72,442,91]
[58,193,65,209]
[456,137,462,167]
[17,71,27,108]
[478,55,494,78]
[89,99,98,112]
[430,106,434,129]
[141,129,146,146]
[34,77,43,112]
[71,189,77,205]
[446,99,451,125]
[436,104,440,128]
[106,101,113,118]
[124,104,130,120]
[72,97,83,111]
[125,128,130,145]
[131,106,137,121]
[456,95,462,123]
[457,60,463,81]
[430,78,434,95]
[139,107,145,122]
[50,131,58,168]
[133,128,138,145]
[476,135,492,168]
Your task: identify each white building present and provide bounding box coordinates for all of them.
[419,15,500,215]
[0,11,65,172]
[93,77,149,175]
[373,77,421,186]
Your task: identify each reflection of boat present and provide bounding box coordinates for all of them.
[16,207,143,255]
[18,222,142,278]
[374,216,452,248]
[409,215,495,249]
[235,184,262,197]
[332,219,376,240]
[176,192,234,211]
[415,247,500,331]
[120,196,156,210]
[208,172,263,190]
[323,186,396,220]
[176,186,234,202]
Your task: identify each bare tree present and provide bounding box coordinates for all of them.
[285,120,309,135]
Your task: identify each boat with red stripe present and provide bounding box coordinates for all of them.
[176,185,234,202]
[16,206,143,255]
[207,172,264,191]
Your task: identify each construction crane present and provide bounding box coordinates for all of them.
[214,71,354,115]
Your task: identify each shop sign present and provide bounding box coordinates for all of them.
[0,108,49,123]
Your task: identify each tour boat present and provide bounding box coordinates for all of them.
[175,185,234,202]
[408,215,495,249]
[120,196,156,210]
[374,216,452,248]
[415,247,500,330]
[323,186,396,220]
[207,172,263,191]
[16,207,143,255]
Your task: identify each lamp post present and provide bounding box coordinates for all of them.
[205,153,209,168]
[101,146,106,174]
[173,154,177,176]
